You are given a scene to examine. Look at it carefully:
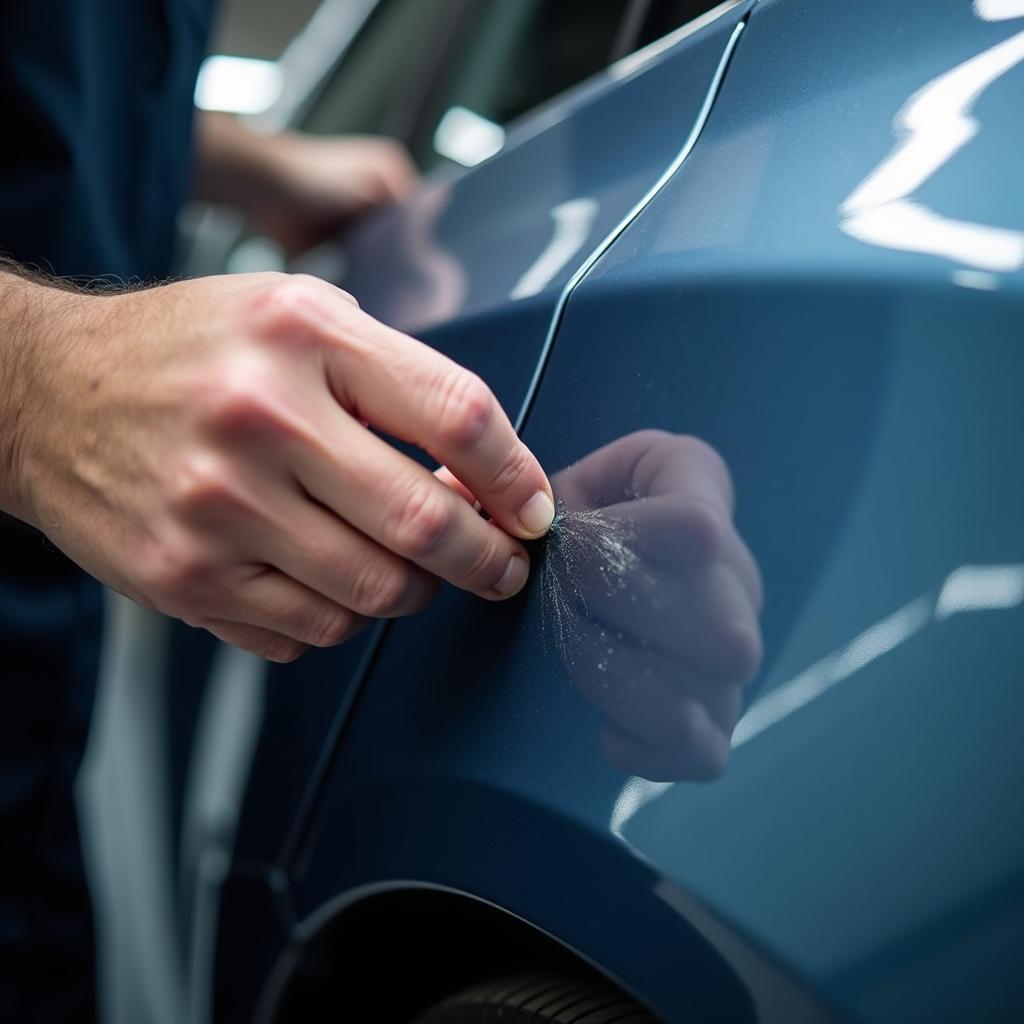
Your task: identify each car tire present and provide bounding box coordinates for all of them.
[411,974,657,1023]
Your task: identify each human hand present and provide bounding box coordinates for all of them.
[547,430,763,781]
[195,115,418,255]
[255,133,418,254]
[5,272,553,661]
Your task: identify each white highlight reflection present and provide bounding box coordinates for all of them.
[433,106,505,167]
[839,23,1024,272]
[511,198,600,300]
[610,777,672,839]
[935,563,1024,619]
[975,0,1024,21]
[844,199,1024,273]
[731,597,932,747]
[611,562,1024,839]
[952,268,1002,290]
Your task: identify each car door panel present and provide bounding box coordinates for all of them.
[276,1,1024,1022]
[212,1,1024,1022]
[230,0,753,870]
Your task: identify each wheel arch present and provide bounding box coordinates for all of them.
[259,882,654,1022]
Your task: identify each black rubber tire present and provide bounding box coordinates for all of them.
[411,974,658,1023]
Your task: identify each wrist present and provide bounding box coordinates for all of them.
[0,271,96,525]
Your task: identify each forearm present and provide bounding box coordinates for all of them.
[192,110,285,210]
[1,267,45,520]
[0,263,92,524]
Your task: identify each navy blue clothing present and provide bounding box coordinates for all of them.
[0,1,214,1018]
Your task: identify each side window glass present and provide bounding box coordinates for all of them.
[301,0,734,171]
[413,0,631,169]
[633,0,738,51]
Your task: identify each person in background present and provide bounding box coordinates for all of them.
[0,2,554,1018]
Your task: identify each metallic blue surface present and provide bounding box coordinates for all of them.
[216,2,1024,1021]
[230,0,752,868]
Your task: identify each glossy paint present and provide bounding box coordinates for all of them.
[230,0,752,869]
[213,2,1024,1022]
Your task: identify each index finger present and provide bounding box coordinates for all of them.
[316,288,555,539]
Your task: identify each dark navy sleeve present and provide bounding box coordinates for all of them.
[0,2,215,1018]
[0,0,215,281]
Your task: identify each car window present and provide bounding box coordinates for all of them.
[633,0,739,50]
[301,0,732,170]
[299,0,468,140]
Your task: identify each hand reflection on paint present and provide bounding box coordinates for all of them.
[545,431,763,783]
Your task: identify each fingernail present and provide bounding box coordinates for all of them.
[517,490,555,535]
[494,554,529,597]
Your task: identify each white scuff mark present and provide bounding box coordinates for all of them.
[839,25,1024,272]
[511,198,600,300]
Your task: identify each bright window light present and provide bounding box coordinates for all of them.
[433,106,505,167]
[195,55,283,116]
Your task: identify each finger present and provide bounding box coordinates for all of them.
[562,534,761,682]
[291,405,532,600]
[204,621,308,664]
[215,568,366,648]
[434,465,479,507]
[595,496,763,613]
[314,292,554,538]
[600,703,730,782]
[569,620,744,737]
[249,490,440,618]
[368,139,418,201]
[556,431,734,516]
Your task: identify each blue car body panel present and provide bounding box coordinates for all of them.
[214,1,1024,1021]
[232,0,752,870]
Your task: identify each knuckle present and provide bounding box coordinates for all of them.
[677,702,729,781]
[168,454,241,518]
[697,740,730,782]
[679,500,727,562]
[198,365,276,437]
[433,369,492,451]
[679,433,734,494]
[262,636,307,663]
[462,534,506,590]
[248,275,323,339]
[673,431,724,465]
[302,604,355,647]
[349,562,412,618]
[140,541,221,614]
[726,623,764,685]
[633,427,676,448]
[387,483,454,559]
[485,440,533,496]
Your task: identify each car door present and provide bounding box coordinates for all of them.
[274,1,1024,1023]
[224,0,754,872]
[199,2,760,1018]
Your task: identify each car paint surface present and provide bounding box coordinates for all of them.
[214,2,1024,1022]
[231,0,753,870]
